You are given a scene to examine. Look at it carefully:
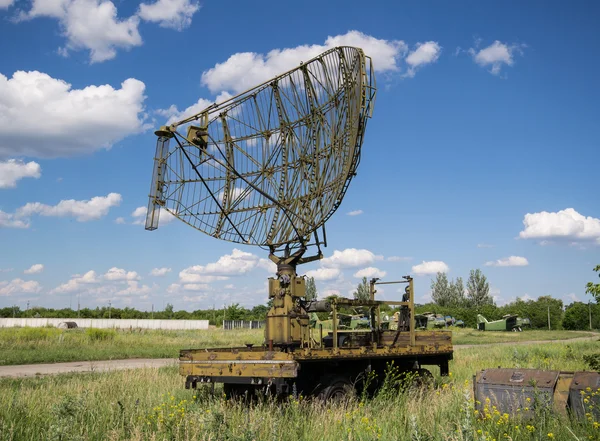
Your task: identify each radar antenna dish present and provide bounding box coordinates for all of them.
[146,46,375,261]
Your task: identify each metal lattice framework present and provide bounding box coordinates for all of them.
[146,46,375,250]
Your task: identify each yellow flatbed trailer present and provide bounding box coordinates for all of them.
[180,329,452,397]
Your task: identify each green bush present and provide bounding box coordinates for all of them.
[85,328,116,342]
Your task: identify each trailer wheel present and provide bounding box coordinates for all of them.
[403,369,434,389]
[317,376,354,401]
[223,384,254,400]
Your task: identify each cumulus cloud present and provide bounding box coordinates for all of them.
[131,205,177,226]
[485,256,529,267]
[17,193,122,222]
[115,280,152,296]
[412,260,449,276]
[0,71,148,158]
[0,211,29,228]
[519,208,600,245]
[156,91,232,125]
[0,160,41,188]
[51,268,153,299]
[21,0,142,63]
[305,267,341,281]
[50,270,99,294]
[404,41,442,77]
[138,0,199,30]
[200,31,438,95]
[179,249,259,280]
[24,264,44,274]
[322,248,381,269]
[104,267,140,281]
[468,40,525,75]
[150,267,171,276]
[0,278,42,296]
[0,0,15,8]
[353,267,387,279]
[346,210,363,216]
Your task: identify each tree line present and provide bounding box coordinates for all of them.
[415,265,600,330]
[0,303,269,327]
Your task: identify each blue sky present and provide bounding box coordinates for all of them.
[0,0,598,311]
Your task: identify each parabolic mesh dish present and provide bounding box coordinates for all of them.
[146,46,375,247]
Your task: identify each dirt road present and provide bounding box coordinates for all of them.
[0,335,597,378]
[0,358,176,378]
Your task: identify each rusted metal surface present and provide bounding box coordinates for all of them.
[474,369,559,416]
[180,349,298,378]
[474,368,600,420]
[568,371,600,419]
[180,330,451,382]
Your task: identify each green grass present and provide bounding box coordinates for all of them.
[0,328,263,366]
[0,327,595,366]
[450,327,595,345]
[1,341,599,440]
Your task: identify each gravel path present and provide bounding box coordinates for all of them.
[0,334,597,378]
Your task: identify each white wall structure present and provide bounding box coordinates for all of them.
[0,318,209,330]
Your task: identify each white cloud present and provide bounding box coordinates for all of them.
[131,205,177,226]
[0,159,41,188]
[411,260,449,276]
[178,272,229,283]
[182,283,210,291]
[17,193,122,222]
[485,256,529,267]
[201,31,409,94]
[51,269,152,299]
[115,280,152,296]
[50,270,99,294]
[156,91,232,125]
[387,256,411,262]
[322,248,380,269]
[322,289,341,297]
[0,268,13,273]
[150,267,171,277]
[353,267,387,279]
[24,264,44,274]
[104,267,140,281]
[346,210,363,216]
[404,41,441,77]
[305,267,341,281]
[0,278,42,296]
[0,71,148,158]
[0,211,29,228]
[257,258,277,274]
[567,293,579,303]
[179,249,259,280]
[115,217,126,224]
[468,40,525,75]
[23,0,142,63]
[519,208,600,245]
[138,0,199,30]
[0,0,15,8]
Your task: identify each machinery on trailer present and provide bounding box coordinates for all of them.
[145,46,453,398]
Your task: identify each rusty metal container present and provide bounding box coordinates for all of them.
[568,371,600,419]
[474,368,560,416]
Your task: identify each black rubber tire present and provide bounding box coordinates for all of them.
[223,383,254,400]
[317,376,355,401]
